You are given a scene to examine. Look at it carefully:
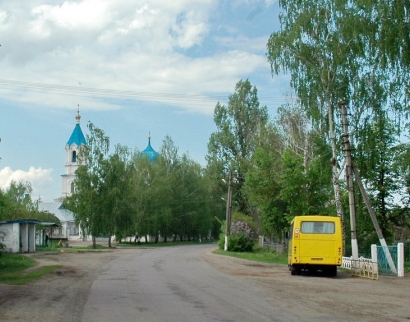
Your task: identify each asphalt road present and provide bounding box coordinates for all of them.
[80,244,310,322]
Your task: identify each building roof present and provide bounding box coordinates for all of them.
[141,135,159,162]
[0,219,41,225]
[67,108,87,146]
[67,124,87,146]
[38,202,75,222]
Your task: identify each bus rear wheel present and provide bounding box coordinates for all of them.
[290,266,301,275]
[325,266,337,277]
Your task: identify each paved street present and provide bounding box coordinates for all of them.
[80,244,302,322]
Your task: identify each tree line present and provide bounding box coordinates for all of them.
[206,0,410,252]
[63,126,214,248]
[0,181,60,223]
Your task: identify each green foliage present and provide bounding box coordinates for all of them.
[0,181,60,223]
[0,230,5,254]
[0,253,35,275]
[65,123,132,247]
[228,232,254,252]
[0,252,61,285]
[213,247,288,265]
[217,231,225,250]
[231,212,257,234]
[64,126,215,245]
[206,79,269,215]
[266,0,410,246]
[217,213,258,252]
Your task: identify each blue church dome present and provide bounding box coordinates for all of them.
[141,135,159,162]
[67,108,87,146]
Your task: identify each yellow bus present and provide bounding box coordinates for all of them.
[288,215,343,276]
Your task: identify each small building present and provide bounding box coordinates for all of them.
[37,202,79,241]
[0,219,40,253]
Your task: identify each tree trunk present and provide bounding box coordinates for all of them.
[108,236,112,248]
[92,236,96,249]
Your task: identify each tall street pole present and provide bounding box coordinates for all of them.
[224,171,232,251]
[340,101,358,260]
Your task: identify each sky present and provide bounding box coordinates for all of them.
[0,0,290,202]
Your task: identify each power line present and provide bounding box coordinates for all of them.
[0,78,287,106]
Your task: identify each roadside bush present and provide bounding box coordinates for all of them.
[0,231,6,255]
[230,220,257,240]
[228,232,254,252]
[218,231,225,250]
[217,214,257,252]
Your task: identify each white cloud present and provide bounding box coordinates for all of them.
[0,0,274,115]
[0,166,53,198]
[31,0,111,30]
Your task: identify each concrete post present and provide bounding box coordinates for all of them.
[371,244,377,262]
[371,244,378,272]
[21,223,28,252]
[397,243,404,277]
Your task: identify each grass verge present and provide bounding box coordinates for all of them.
[213,247,288,265]
[37,244,111,252]
[0,253,61,285]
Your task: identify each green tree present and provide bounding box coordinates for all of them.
[266,0,409,250]
[100,145,135,247]
[65,122,110,248]
[0,181,59,223]
[244,123,287,238]
[355,111,403,240]
[206,79,268,216]
[129,155,157,242]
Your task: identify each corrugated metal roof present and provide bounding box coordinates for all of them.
[38,202,75,222]
[0,219,41,225]
[67,124,87,146]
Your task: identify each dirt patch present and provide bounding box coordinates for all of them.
[202,248,410,322]
[0,247,409,322]
[0,249,121,322]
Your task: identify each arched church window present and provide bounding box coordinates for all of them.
[72,151,77,162]
[71,182,75,193]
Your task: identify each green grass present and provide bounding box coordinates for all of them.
[0,265,62,285]
[36,246,60,252]
[37,243,111,252]
[0,253,61,285]
[213,247,288,265]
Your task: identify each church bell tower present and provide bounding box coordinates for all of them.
[61,106,87,198]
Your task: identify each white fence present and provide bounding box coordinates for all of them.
[342,255,379,280]
[342,243,405,279]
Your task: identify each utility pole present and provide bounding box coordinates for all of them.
[340,101,358,260]
[352,165,397,273]
[339,101,396,273]
[224,171,233,251]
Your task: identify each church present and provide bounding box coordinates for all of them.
[38,108,159,241]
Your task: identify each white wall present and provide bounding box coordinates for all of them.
[0,223,20,253]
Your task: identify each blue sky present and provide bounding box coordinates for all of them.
[0,0,290,201]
